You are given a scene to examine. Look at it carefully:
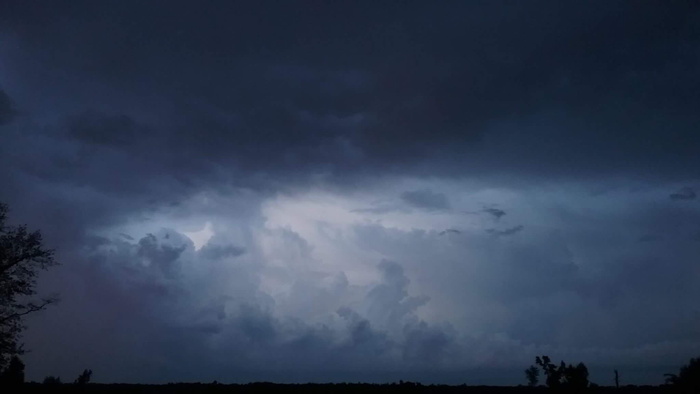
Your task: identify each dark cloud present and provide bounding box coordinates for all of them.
[400,190,451,211]
[67,111,139,147]
[402,321,454,365]
[199,243,245,260]
[670,187,696,200]
[483,208,506,220]
[439,229,461,236]
[0,88,16,125]
[0,1,697,189]
[486,225,524,236]
[136,232,188,278]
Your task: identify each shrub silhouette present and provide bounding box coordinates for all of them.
[42,375,62,385]
[74,369,92,385]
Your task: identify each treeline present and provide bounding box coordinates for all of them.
[1,354,699,392]
[14,382,671,394]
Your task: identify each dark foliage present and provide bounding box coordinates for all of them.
[0,355,24,386]
[0,202,59,369]
[15,382,672,394]
[664,357,700,393]
[532,355,589,391]
[75,369,93,385]
[43,375,62,385]
[525,365,539,387]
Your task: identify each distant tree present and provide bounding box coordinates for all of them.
[42,375,62,384]
[525,365,540,386]
[533,355,589,391]
[615,369,619,388]
[664,357,700,393]
[0,355,25,386]
[74,369,92,385]
[535,355,563,388]
[0,202,59,369]
[563,362,589,390]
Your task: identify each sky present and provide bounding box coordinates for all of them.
[0,0,699,386]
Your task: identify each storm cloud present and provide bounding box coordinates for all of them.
[1,0,699,386]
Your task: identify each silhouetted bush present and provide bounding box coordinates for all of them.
[42,375,62,384]
[74,369,92,385]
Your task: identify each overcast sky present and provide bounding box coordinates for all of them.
[1,0,699,386]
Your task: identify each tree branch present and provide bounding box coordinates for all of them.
[0,299,56,324]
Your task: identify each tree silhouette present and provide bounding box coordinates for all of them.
[534,355,562,388]
[525,365,539,387]
[532,355,589,391]
[74,369,92,385]
[0,202,59,369]
[0,355,25,386]
[564,362,589,390]
[664,357,700,393]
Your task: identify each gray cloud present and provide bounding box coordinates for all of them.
[483,208,506,220]
[0,88,16,125]
[670,187,696,200]
[400,190,451,211]
[486,225,524,237]
[66,111,139,148]
[198,243,245,260]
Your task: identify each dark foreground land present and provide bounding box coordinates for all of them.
[14,383,676,394]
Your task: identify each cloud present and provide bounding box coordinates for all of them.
[400,190,451,211]
[2,1,700,385]
[66,110,139,147]
[486,225,524,236]
[14,182,700,384]
[483,207,506,220]
[350,202,410,215]
[0,88,16,125]
[198,243,245,260]
[2,2,698,188]
[670,187,696,200]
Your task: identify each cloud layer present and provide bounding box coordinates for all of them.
[0,0,699,386]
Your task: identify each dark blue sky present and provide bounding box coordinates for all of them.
[0,0,699,385]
